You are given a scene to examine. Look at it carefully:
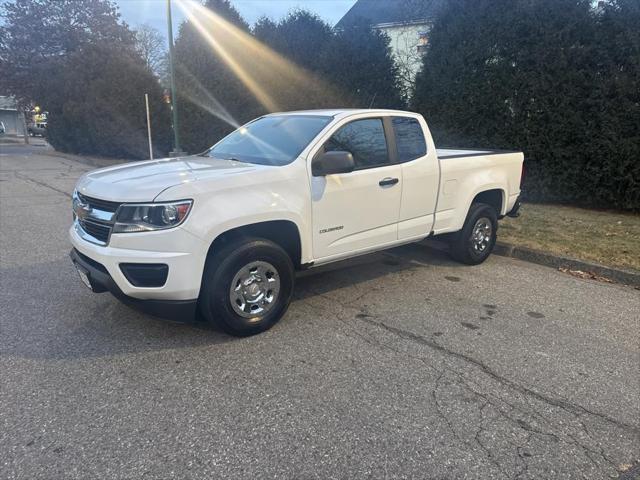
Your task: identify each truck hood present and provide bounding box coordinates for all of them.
[76,156,261,202]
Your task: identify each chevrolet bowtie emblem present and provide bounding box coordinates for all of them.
[74,201,92,220]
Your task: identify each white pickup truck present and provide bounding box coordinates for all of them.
[70,109,523,336]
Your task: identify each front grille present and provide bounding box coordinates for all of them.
[79,219,111,243]
[75,194,121,244]
[78,193,122,213]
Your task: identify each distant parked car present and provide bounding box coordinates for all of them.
[0,121,5,135]
[28,122,47,136]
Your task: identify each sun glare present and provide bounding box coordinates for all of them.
[174,0,343,113]
[175,62,240,128]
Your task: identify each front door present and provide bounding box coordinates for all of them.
[310,117,402,261]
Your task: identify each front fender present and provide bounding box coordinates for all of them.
[155,162,313,263]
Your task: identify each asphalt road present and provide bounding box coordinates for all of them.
[1,143,639,479]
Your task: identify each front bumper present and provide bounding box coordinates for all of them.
[69,222,209,320]
[70,221,207,300]
[70,248,198,321]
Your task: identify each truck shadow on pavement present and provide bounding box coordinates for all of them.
[1,241,461,361]
[294,240,463,300]
[1,258,232,361]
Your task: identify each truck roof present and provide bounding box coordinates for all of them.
[265,108,421,119]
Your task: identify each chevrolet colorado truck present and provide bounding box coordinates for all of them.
[70,109,523,336]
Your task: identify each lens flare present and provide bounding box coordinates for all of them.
[175,62,240,128]
[174,0,345,112]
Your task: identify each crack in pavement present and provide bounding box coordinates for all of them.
[13,171,72,199]
[358,316,639,436]
[299,295,512,476]
[297,285,639,478]
[362,317,638,478]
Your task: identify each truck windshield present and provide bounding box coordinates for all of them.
[207,115,332,166]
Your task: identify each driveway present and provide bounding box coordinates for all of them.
[1,145,639,479]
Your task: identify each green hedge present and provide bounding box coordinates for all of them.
[413,0,639,210]
[43,44,172,160]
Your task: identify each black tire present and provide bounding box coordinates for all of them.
[199,238,294,337]
[449,203,498,265]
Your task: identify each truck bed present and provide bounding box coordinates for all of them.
[437,148,520,159]
[431,147,524,234]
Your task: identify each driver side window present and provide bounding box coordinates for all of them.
[324,118,390,169]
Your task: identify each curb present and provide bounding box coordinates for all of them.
[0,138,25,145]
[493,242,640,287]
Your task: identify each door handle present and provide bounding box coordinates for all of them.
[379,177,399,187]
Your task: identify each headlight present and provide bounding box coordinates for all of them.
[113,200,193,233]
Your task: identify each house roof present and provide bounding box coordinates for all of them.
[336,0,443,29]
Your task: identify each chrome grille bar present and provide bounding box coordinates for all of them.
[73,191,121,245]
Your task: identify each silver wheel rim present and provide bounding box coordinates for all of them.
[229,261,280,319]
[470,217,492,253]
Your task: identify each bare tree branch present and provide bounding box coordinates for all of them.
[135,24,166,76]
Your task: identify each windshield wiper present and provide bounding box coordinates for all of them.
[199,150,243,162]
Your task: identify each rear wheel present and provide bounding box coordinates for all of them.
[199,238,294,336]
[449,203,498,265]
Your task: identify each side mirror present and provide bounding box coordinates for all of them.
[312,151,355,176]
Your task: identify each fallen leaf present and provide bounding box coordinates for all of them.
[558,267,614,283]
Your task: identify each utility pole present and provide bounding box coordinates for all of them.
[166,0,184,157]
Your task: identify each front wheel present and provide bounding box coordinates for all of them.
[199,238,294,336]
[449,203,498,265]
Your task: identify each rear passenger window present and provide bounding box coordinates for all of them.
[324,118,389,169]
[392,117,427,162]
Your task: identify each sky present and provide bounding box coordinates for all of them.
[114,0,357,38]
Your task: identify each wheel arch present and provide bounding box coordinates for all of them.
[471,188,505,216]
[207,220,303,269]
